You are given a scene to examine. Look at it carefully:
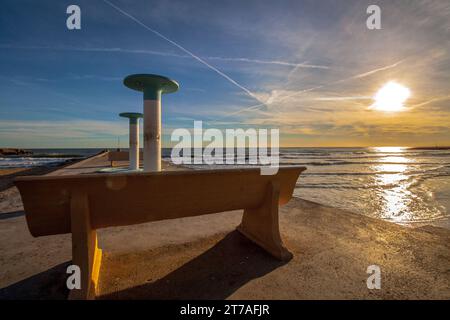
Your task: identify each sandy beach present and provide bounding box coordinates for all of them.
[0,152,449,300]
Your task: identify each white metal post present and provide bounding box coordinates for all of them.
[129,120,139,170]
[143,99,161,172]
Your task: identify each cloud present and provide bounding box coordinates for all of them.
[0,44,329,70]
[211,59,404,122]
[350,60,405,79]
[412,95,450,108]
[205,56,329,69]
[0,119,126,139]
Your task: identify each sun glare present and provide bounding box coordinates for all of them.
[371,81,411,112]
[372,146,406,153]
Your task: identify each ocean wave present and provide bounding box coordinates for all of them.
[0,157,75,168]
[303,165,449,175]
[280,153,450,160]
[272,148,449,227]
[280,160,445,166]
[296,184,368,190]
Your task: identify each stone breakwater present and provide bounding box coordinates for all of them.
[0,148,31,156]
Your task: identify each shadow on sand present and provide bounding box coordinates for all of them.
[0,210,25,220]
[100,230,289,300]
[0,262,71,300]
[0,231,289,300]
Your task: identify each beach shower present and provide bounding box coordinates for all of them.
[124,74,179,172]
[119,112,143,171]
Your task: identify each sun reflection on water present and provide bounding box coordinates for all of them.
[379,156,412,164]
[372,149,413,223]
[372,146,407,153]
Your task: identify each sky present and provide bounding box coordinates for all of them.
[0,0,449,148]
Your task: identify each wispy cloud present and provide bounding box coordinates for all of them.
[412,95,450,108]
[0,119,125,139]
[351,60,405,79]
[313,96,370,101]
[205,56,329,69]
[213,59,405,121]
[0,44,329,70]
[66,74,122,81]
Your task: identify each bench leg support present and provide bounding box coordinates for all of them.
[237,181,293,261]
[69,192,103,300]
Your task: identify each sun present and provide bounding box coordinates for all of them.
[370,81,411,112]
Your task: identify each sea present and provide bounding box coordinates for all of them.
[1,147,449,229]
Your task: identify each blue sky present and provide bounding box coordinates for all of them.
[1,0,449,147]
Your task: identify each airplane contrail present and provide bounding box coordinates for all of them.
[350,60,405,79]
[102,0,264,104]
[412,95,450,108]
[205,56,329,69]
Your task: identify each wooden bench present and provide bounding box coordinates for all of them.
[107,151,143,167]
[15,166,306,299]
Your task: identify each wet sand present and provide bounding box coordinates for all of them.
[0,153,449,299]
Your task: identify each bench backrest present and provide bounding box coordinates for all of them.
[15,166,305,237]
